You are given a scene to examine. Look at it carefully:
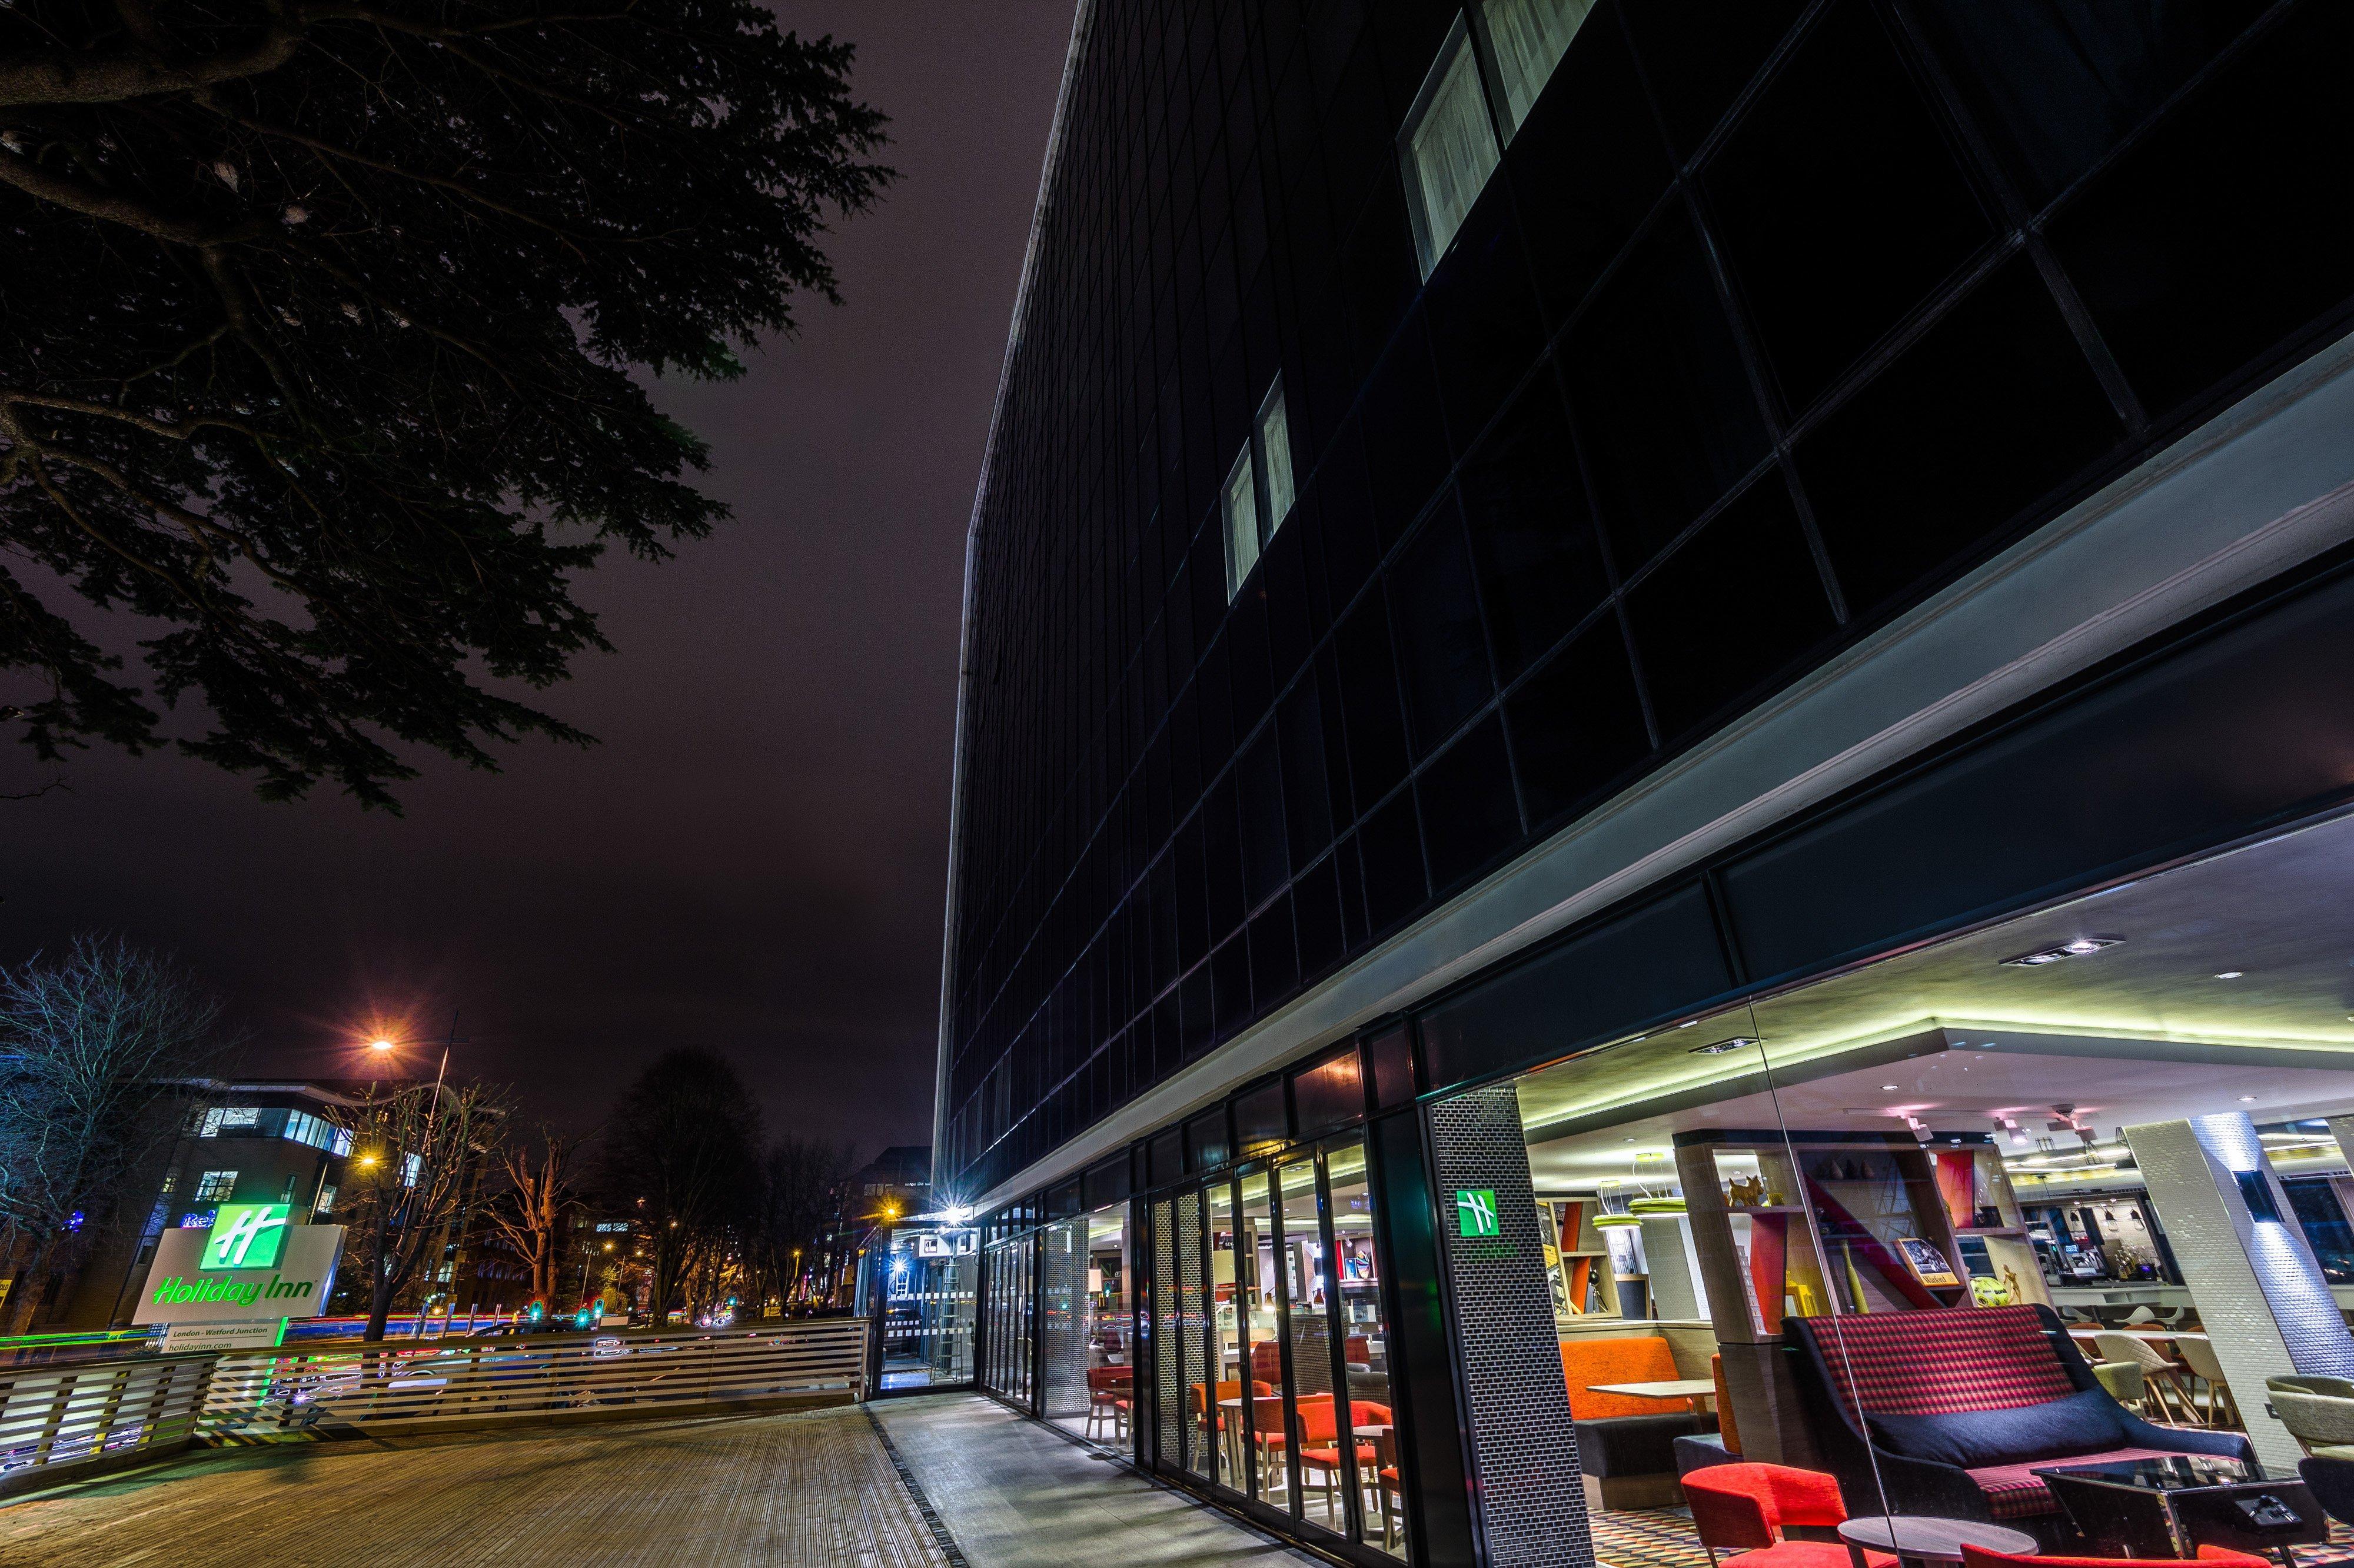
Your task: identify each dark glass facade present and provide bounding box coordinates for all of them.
[942,0,2354,1204]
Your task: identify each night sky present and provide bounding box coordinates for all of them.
[0,3,1076,1160]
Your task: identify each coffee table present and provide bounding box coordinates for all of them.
[1838,1515,2037,1568]
[2034,1454,2325,1566]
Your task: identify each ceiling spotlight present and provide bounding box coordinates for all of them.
[2001,937,2123,968]
[2215,971,2244,980]
[1881,1084,1900,1091]
[1690,1036,1761,1056]
[2239,1095,2259,1103]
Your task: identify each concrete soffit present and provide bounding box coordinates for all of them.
[959,325,2354,1217]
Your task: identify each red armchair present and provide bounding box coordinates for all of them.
[1683,1463,1896,1568]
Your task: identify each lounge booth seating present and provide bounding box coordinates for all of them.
[1784,1304,2251,1546]
[1561,1334,1716,1509]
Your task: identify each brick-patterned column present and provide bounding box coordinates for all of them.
[2127,1113,2354,1470]
[1427,1084,1594,1568]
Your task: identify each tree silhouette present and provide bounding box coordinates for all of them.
[0,0,890,805]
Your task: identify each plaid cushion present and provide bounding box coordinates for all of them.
[1801,1307,2074,1423]
[1965,1446,2188,1518]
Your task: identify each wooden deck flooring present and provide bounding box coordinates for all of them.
[0,1404,947,1568]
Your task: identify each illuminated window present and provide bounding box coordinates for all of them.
[194,1170,238,1201]
[1480,0,1596,135]
[1402,1,1597,277]
[315,1184,338,1214]
[1222,379,1297,601]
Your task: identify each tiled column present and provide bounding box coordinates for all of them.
[1426,1084,1593,1568]
[2126,1113,2354,1470]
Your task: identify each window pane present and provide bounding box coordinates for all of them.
[1484,0,1597,135]
[1258,384,1296,537]
[1224,446,1262,599]
[1280,1157,1340,1532]
[1208,1181,1246,1491]
[1239,1171,1284,1506]
[1327,1141,1404,1559]
[1405,30,1502,277]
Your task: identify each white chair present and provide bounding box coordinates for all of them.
[2096,1331,2199,1425]
[2173,1336,2242,1429]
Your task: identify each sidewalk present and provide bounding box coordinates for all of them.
[875,1394,1323,1568]
[0,1390,1319,1567]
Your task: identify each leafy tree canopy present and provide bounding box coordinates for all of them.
[0,0,890,806]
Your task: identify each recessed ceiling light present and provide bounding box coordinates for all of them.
[1881,1084,1900,1091]
[2239,1095,2259,1103]
[1690,1036,1760,1056]
[2001,937,2123,968]
[2215,971,2244,980]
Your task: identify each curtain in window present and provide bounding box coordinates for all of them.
[1485,0,1597,134]
[1258,389,1295,537]
[1223,447,1261,598]
[1408,34,1502,276]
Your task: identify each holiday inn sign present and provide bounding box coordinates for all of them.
[133,1211,345,1327]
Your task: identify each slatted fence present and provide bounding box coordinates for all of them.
[200,1319,876,1439]
[0,1352,214,1497]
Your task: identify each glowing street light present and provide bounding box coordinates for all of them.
[368,1037,397,1053]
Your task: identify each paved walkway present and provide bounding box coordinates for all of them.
[876,1396,1320,1568]
[0,1394,1318,1567]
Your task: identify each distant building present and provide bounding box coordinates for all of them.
[48,1079,360,1330]
[816,1147,930,1306]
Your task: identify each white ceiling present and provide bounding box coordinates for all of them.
[1518,809,2354,1190]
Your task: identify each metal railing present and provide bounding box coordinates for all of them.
[0,1351,214,1496]
[201,1319,876,1439]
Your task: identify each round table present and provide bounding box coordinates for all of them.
[1837,1516,2039,1568]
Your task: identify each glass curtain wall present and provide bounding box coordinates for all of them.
[1137,1136,1400,1558]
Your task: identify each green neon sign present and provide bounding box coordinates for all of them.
[202,1202,291,1269]
[1455,1189,1499,1239]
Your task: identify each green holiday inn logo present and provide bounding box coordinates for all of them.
[202,1202,291,1269]
[1455,1188,1499,1239]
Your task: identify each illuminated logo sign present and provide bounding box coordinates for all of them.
[1455,1189,1499,1239]
[202,1202,291,1269]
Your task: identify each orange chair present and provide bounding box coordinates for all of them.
[1085,1365,1132,1440]
[1251,1393,1289,1494]
[1189,1379,1269,1484]
[1683,1463,1893,1568]
[1961,1547,2270,1568]
[1299,1399,1392,1522]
